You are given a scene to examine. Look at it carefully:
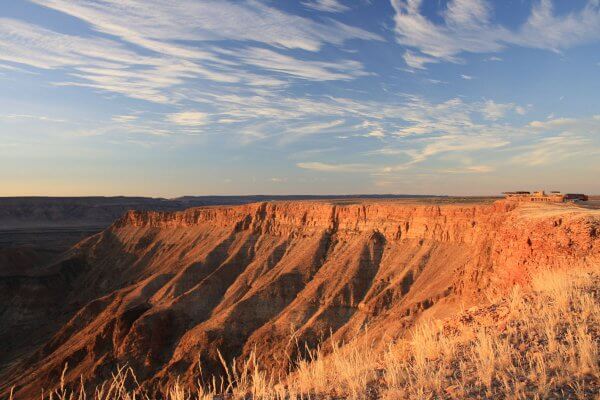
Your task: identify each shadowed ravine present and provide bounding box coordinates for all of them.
[1,200,599,398]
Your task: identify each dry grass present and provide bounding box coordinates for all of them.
[12,267,599,399]
[375,266,599,399]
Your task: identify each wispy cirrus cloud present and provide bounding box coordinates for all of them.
[0,0,598,196]
[484,56,503,62]
[111,114,139,123]
[527,115,600,131]
[31,0,381,53]
[297,133,506,174]
[0,18,143,69]
[185,91,529,150]
[296,161,375,172]
[0,113,67,123]
[438,165,495,174]
[391,0,600,68]
[0,1,381,104]
[360,133,510,174]
[509,133,596,166]
[287,98,598,179]
[278,119,347,144]
[400,135,509,166]
[402,50,437,70]
[167,111,209,127]
[0,18,229,103]
[234,47,370,81]
[302,0,350,13]
[388,96,525,137]
[482,100,526,121]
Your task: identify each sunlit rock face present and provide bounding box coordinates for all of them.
[2,200,599,398]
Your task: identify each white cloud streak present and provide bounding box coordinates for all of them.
[437,165,494,173]
[297,162,375,172]
[167,111,209,127]
[482,100,524,121]
[235,47,369,81]
[302,0,350,13]
[0,113,66,123]
[403,50,437,70]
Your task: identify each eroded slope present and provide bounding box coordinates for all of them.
[2,201,599,398]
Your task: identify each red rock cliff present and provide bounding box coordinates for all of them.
[2,201,599,398]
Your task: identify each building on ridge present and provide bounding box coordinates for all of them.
[503,190,588,203]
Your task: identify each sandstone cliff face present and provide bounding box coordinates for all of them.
[2,201,599,398]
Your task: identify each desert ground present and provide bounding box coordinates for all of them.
[0,197,598,399]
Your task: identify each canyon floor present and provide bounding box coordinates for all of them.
[0,197,598,399]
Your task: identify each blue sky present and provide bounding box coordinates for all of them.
[0,0,599,196]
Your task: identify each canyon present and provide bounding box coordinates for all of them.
[1,199,599,398]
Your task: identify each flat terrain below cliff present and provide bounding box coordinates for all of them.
[0,199,598,399]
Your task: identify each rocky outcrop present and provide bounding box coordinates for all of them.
[1,201,599,398]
